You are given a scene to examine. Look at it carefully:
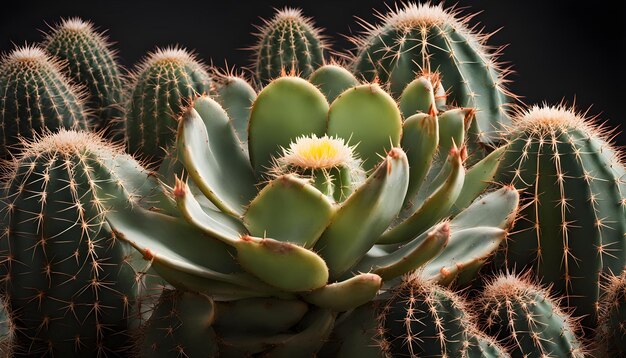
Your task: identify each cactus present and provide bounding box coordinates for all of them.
[350,2,511,146]
[0,130,166,356]
[138,289,218,357]
[107,71,519,316]
[252,8,326,87]
[596,270,626,356]
[43,18,125,138]
[0,46,88,158]
[495,104,626,328]
[124,46,212,161]
[478,273,586,357]
[379,273,510,357]
[0,297,15,356]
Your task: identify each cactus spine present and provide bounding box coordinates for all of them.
[124,47,212,161]
[478,273,585,357]
[495,105,626,328]
[252,8,326,86]
[43,18,125,138]
[350,3,511,145]
[0,130,156,356]
[0,46,88,157]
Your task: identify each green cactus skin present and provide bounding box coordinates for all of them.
[0,297,15,357]
[596,270,626,356]
[350,3,511,146]
[379,274,510,357]
[252,8,325,87]
[0,130,161,356]
[43,18,125,138]
[309,63,359,103]
[478,274,586,358]
[495,105,626,328]
[138,289,218,357]
[214,71,257,148]
[0,46,88,158]
[124,46,212,161]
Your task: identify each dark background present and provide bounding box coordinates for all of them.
[2,1,625,145]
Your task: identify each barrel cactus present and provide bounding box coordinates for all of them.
[478,273,586,357]
[124,46,212,161]
[379,274,509,357]
[0,46,88,158]
[596,270,626,356]
[43,18,125,138]
[252,8,326,87]
[350,2,511,146]
[495,104,626,327]
[0,130,167,356]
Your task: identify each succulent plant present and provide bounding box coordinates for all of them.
[0,130,169,356]
[478,273,586,357]
[596,270,626,356]
[138,289,218,357]
[379,273,509,357]
[350,3,511,146]
[124,47,212,161]
[308,63,359,104]
[105,69,518,357]
[43,18,125,138]
[494,105,626,327]
[0,297,15,356]
[252,8,326,87]
[0,46,88,158]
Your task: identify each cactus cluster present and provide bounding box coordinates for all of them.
[0,2,624,357]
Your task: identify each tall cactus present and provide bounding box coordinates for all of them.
[350,2,511,146]
[0,46,88,157]
[495,105,626,328]
[252,8,326,87]
[43,18,125,138]
[124,46,212,161]
[379,273,509,357]
[0,130,161,356]
[478,273,586,357]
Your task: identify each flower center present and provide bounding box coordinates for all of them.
[280,134,354,169]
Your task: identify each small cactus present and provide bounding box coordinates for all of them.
[495,104,626,328]
[0,46,88,157]
[379,273,509,357]
[43,18,125,138]
[252,8,326,87]
[478,273,586,357]
[350,2,511,146]
[124,46,212,161]
[596,270,626,356]
[0,130,159,356]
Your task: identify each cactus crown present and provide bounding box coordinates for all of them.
[43,17,111,50]
[277,134,359,170]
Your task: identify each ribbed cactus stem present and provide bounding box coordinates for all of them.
[43,18,125,138]
[496,105,626,328]
[378,273,509,357]
[478,273,586,357]
[0,130,153,356]
[351,2,511,145]
[252,8,325,86]
[0,45,88,157]
[124,46,212,161]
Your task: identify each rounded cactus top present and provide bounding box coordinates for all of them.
[512,104,596,134]
[256,8,323,39]
[43,17,109,46]
[1,45,65,73]
[17,129,122,159]
[136,46,207,71]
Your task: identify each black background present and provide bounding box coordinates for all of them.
[2,1,625,145]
